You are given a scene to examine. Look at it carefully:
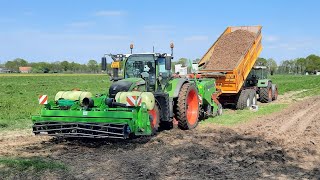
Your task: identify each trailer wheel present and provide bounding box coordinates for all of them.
[148,104,160,135]
[272,84,278,101]
[259,82,272,103]
[236,90,251,110]
[176,83,200,130]
[249,89,257,105]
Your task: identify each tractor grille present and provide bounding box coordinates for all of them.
[33,122,130,139]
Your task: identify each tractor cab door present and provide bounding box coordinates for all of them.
[156,57,171,90]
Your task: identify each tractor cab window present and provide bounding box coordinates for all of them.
[157,57,171,81]
[125,54,156,85]
[246,67,267,87]
[252,68,267,79]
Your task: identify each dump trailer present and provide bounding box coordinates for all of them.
[198,26,278,109]
[32,44,222,139]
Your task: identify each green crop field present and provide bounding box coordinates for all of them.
[205,74,320,125]
[0,74,320,130]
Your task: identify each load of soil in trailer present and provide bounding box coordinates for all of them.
[204,29,256,70]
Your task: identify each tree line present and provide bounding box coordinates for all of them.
[2,54,320,74]
[3,58,102,73]
[256,54,320,75]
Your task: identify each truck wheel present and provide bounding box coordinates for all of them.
[272,84,278,100]
[259,82,272,103]
[176,83,200,130]
[249,89,257,105]
[148,104,160,135]
[236,90,251,110]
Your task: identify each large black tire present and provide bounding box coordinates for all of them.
[236,90,251,110]
[175,83,200,130]
[148,104,160,135]
[272,84,278,101]
[259,82,272,103]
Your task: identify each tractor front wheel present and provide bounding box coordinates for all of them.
[260,82,272,103]
[176,83,200,130]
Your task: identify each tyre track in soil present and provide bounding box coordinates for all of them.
[1,96,320,179]
[238,96,320,172]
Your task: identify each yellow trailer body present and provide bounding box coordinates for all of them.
[198,26,262,94]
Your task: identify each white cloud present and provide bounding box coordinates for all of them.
[23,11,34,16]
[264,35,279,42]
[265,42,309,51]
[184,35,208,42]
[94,10,125,17]
[67,22,94,28]
[143,25,174,33]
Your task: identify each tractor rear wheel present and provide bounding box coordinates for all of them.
[176,83,200,130]
[148,104,160,135]
[259,82,272,103]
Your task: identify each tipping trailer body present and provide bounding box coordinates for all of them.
[198,26,262,94]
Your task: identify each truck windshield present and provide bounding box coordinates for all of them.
[125,54,155,79]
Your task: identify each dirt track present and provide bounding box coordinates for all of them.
[1,96,320,179]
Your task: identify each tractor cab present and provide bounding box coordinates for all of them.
[124,53,172,91]
[101,44,173,93]
[245,66,268,87]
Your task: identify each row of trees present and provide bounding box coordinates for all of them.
[175,54,320,75]
[256,55,320,75]
[4,58,102,73]
[2,54,320,74]
[277,55,320,74]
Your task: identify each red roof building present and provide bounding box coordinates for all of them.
[19,67,32,73]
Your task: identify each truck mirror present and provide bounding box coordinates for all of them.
[165,56,171,70]
[101,57,107,71]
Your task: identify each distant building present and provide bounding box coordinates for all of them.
[0,67,12,73]
[19,67,32,73]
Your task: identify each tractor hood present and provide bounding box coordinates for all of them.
[108,78,145,98]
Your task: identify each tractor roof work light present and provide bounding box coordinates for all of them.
[170,42,174,57]
[130,43,134,54]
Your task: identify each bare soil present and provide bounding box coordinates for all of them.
[204,29,256,70]
[1,95,320,179]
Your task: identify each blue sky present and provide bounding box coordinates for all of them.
[0,0,319,64]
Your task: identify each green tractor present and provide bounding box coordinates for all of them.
[241,66,278,109]
[32,44,222,139]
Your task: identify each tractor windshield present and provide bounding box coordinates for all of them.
[252,68,267,79]
[125,54,156,80]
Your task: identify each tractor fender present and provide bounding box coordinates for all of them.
[165,78,188,98]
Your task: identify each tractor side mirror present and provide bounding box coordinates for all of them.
[165,56,171,70]
[101,57,107,71]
